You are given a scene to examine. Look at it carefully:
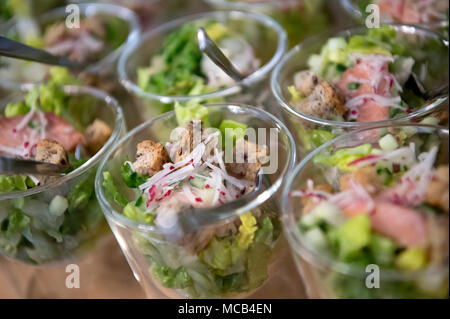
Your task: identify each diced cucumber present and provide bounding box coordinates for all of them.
[336,214,371,260]
[303,228,329,251]
[312,202,345,226]
[299,202,344,229]
[369,234,397,265]
[299,211,321,229]
[196,188,216,205]
[420,117,439,126]
[190,176,206,189]
[379,133,398,151]
[49,195,69,216]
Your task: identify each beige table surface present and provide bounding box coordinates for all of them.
[0,234,307,299]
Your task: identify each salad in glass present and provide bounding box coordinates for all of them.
[204,0,333,47]
[0,70,125,265]
[96,103,295,298]
[0,3,140,89]
[271,25,449,157]
[341,0,449,36]
[283,124,449,299]
[118,10,287,119]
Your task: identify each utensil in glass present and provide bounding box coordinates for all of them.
[281,123,449,299]
[95,103,296,298]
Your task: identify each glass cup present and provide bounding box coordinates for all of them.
[0,84,125,265]
[204,0,335,47]
[271,24,449,159]
[95,103,296,298]
[340,0,449,36]
[282,124,449,299]
[117,10,287,120]
[0,3,141,89]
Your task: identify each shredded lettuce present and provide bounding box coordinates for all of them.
[0,175,34,192]
[123,204,154,225]
[175,101,210,126]
[236,212,258,249]
[314,144,372,171]
[152,264,193,289]
[102,171,128,207]
[121,161,147,189]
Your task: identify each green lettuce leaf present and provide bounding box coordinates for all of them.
[314,144,372,171]
[102,171,128,207]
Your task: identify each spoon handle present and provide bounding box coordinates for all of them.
[0,155,66,176]
[197,27,245,83]
[0,36,80,69]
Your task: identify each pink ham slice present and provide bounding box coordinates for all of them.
[337,59,392,122]
[0,112,83,154]
[370,201,428,247]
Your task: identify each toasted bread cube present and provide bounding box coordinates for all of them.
[35,139,69,166]
[132,140,170,177]
[174,120,204,163]
[340,166,383,195]
[293,71,347,119]
[426,165,449,212]
[301,184,333,214]
[83,119,112,155]
[225,138,269,182]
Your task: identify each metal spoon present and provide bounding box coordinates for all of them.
[197,27,246,83]
[405,72,449,100]
[159,170,265,243]
[0,36,83,70]
[0,155,68,177]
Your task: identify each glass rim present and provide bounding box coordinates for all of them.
[0,84,125,200]
[205,0,301,9]
[270,24,449,128]
[95,102,296,234]
[281,123,450,281]
[117,10,288,103]
[339,0,450,29]
[2,2,141,79]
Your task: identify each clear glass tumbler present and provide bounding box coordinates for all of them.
[282,124,449,299]
[204,0,334,47]
[0,3,141,88]
[0,84,125,265]
[271,24,449,159]
[117,10,287,120]
[340,0,449,36]
[95,103,296,298]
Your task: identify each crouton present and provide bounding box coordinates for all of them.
[302,184,333,214]
[293,71,347,119]
[225,138,269,182]
[426,165,449,212]
[35,139,69,166]
[340,166,383,195]
[132,140,170,177]
[426,214,449,266]
[174,120,204,163]
[83,119,113,155]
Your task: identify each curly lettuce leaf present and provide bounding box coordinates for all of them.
[314,144,372,171]
[121,161,147,188]
[102,171,128,207]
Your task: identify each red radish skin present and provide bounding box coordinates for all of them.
[0,112,83,153]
